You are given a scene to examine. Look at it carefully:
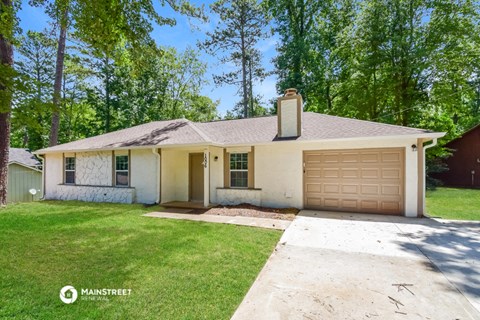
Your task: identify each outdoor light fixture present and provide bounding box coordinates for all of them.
[214,156,218,161]
[411,144,417,152]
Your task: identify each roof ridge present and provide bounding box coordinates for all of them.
[199,114,277,124]
[186,120,213,143]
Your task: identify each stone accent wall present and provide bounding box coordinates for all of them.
[52,185,135,203]
[216,188,262,206]
[76,151,112,186]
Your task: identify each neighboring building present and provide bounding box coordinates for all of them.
[35,90,444,217]
[435,124,480,188]
[7,148,42,203]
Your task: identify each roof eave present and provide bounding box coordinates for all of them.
[217,132,446,147]
[33,142,222,155]
[33,132,446,154]
[8,161,43,172]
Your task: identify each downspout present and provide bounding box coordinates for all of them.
[37,154,46,200]
[152,148,161,204]
[422,138,438,215]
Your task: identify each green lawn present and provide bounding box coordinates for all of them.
[0,201,281,319]
[426,187,480,220]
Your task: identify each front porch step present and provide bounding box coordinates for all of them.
[161,201,216,210]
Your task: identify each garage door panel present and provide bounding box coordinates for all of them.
[341,169,359,178]
[382,169,401,180]
[381,201,401,211]
[382,185,401,196]
[361,185,379,195]
[341,185,358,194]
[323,169,340,178]
[361,169,380,179]
[341,199,358,208]
[341,153,359,163]
[360,153,379,163]
[324,154,340,163]
[324,198,340,207]
[306,197,322,207]
[382,152,401,162]
[304,148,404,215]
[306,154,322,163]
[306,169,322,178]
[324,183,340,193]
[360,200,379,210]
[306,183,321,193]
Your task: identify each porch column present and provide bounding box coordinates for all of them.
[203,147,210,207]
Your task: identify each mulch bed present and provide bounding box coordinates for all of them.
[191,203,299,221]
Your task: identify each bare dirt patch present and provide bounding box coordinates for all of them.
[192,203,299,221]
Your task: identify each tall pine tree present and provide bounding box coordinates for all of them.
[200,0,269,118]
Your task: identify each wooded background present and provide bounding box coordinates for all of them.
[1,0,479,204]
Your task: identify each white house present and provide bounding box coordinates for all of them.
[35,89,444,217]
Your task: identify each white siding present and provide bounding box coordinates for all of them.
[7,164,42,203]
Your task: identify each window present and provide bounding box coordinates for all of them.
[230,153,248,188]
[64,157,75,184]
[115,155,129,186]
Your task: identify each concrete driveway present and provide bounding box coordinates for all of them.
[232,211,480,320]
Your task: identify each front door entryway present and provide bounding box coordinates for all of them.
[189,153,204,202]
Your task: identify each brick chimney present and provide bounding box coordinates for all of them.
[277,88,303,138]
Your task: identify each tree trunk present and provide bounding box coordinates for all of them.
[49,8,68,147]
[240,4,248,118]
[105,56,111,132]
[248,55,254,117]
[0,0,14,206]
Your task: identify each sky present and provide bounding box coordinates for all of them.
[17,0,279,117]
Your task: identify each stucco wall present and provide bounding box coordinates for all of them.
[216,188,262,206]
[55,185,134,203]
[44,149,159,204]
[131,149,158,204]
[254,138,420,217]
[76,151,111,186]
[44,153,63,199]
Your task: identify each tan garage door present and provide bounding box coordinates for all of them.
[304,148,404,215]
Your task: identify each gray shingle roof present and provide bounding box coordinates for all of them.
[9,148,42,167]
[35,112,439,153]
[37,119,209,153]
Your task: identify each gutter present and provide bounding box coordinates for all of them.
[421,138,438,215]
[152,148,161,204]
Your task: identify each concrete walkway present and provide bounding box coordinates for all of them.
[232,210,480,320]
[143,211,291,230]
